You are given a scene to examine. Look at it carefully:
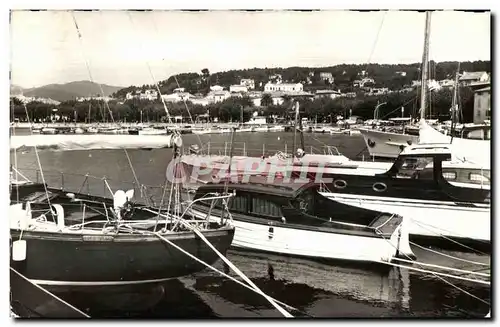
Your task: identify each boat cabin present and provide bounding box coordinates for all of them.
[190,177,402,237]
[381,143,490,186]
[367,143,491,203]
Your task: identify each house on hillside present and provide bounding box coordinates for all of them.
[208,90,231,103]
[139,89,158,101]
[473,86,491,124]
[319,72,334,84]
[459,71,490,86]
[438,79,455,88]
[229,85,248,93]
[367,88,389,96]
[353,77,375,88]
[190,96,210,106]
[315,89,341,100]
[268,74,283,84]
[161,92,192,103]
[77,96,113,102]
[210,85,224,92]
[264,82,303,93]
[240,79,255,89]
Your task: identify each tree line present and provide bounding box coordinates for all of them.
[11,85,474,124]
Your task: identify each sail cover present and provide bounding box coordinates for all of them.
[418,121,490,169]
[10,134,178,152]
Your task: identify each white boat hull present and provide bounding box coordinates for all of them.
[188,208,408,264]
[319,193,490,242]
[359,128,418,158]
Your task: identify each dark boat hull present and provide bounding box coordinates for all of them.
[10,227,235,287]
[10,267,89,318]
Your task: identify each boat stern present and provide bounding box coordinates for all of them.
[372,213,415,263]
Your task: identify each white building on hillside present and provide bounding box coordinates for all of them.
[315,89,341,99]
[161,92,192,103]
[264,82,303,93]
[240,79,255,89]
[319,72,334,84]
[206,90,230,103]
[459,71,490,86]
[139,89,158,101]
[210,85,224,92]
[229,85,248,93]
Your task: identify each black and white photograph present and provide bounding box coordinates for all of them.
[7,4,492,319]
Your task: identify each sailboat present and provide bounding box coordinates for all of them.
[9,132,236,287]
[359,17,491,163]
[9,13,236,290]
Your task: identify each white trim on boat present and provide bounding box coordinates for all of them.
[29,276,177,286]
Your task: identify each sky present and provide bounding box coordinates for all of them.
[10,10,491,88]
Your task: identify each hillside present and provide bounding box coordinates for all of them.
[113,60,491,98]
[10,84,24,96]
[20,80,123,102]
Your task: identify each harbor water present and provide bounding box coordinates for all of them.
[10,129,491,318]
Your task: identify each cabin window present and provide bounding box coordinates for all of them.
[469,173,489,183]
[250,197,282,217]
[228,195,248,213]
[442,171,457,181]
[395,157,433,180]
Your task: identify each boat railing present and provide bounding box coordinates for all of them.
[11,167,168,206]
[186,141,343,158]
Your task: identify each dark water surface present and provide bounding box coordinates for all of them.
[10,130,491,318]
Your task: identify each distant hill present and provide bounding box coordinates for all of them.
[16,81,123,102]
[113,60,491,97]
[10,84,24,96]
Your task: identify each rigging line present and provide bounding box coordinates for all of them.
[141,230,305,317]
[377,234,490,306]
[382,259,491,287]
[10,267,91,318]
[71,11,146,200]
[149,11,204,149]
[411,219,490,253]
[409,241,489,267]
[378,95,420,121]
[170,220,293,318]
[392,258,490,278]
[361,11,388,75]
[11,107,20,204]
[21,104,53,211]
[126,11,173,126]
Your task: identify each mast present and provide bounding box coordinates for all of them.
[450,62,460,144]
[419,11,432,121]
[292,101,299,155]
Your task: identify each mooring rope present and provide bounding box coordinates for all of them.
[411,219,489,253]
[409,241,490,267]
[378,232,490,306]
[138,205,294,317]
[149,229,296,317]
[10,267,90,318]
[392,258,490,278]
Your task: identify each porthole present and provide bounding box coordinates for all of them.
[333,179,347,189]
[372,182,387,193]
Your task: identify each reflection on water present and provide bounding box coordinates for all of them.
[11,130,491,318]
[50,248,490,318]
